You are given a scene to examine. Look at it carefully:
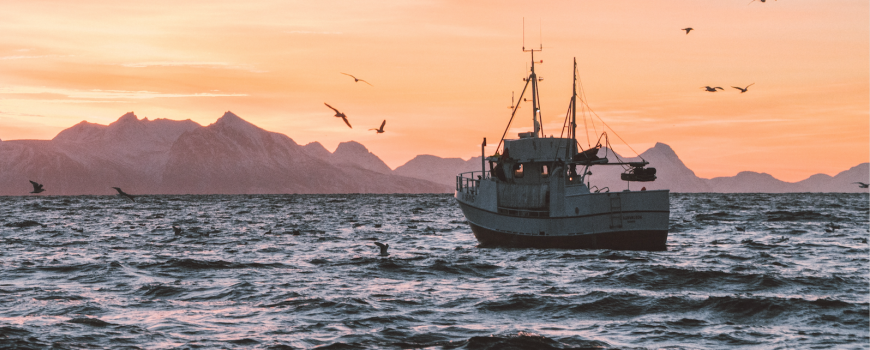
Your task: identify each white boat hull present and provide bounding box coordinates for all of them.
[455,188,670,250]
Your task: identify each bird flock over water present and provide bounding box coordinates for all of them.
[23,72,399,256]
[681,0,777,95]
[324,73,386,133]
[25,179,396,256]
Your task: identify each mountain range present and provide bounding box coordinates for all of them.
[579,143,868,193]
[0,112,447,195]
[0,112,866,195]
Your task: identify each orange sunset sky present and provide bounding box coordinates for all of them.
[1,1,867,182]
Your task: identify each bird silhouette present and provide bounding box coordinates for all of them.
[341,73,372,86]
[324,103,352,129]
[732,83,755,93]
[854,182,869,188]
[703,86,724,92]
[29,180,45,194]
[682,27,693,34]
[374,242,389,256]
[112,187,135,202]
[172,225,183,235]
[370,120,386,134]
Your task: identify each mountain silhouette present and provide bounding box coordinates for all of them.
[0,111,447,195]
[393,155,483,187]
[392,142,868,193]
[304,141,393,175]
[0,112,865,194]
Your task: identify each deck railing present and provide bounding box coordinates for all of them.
[456,171,489,194]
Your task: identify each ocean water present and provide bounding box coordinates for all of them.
[0,193,867,349]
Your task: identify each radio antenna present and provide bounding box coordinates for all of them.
[522,17,525,51]
[522,20,543,137]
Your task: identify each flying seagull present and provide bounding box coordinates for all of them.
[324,103,352,129]
[854,182,869,188]
[703,86,724,92]
[341,73,372,86]
[370,120,386,134]
[374,242,389,256]
[682,27,693,34]
[112,187,135,202]
[29,180,45,194]
[732,83,755,93]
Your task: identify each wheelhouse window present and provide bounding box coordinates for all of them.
[514,164,524,178]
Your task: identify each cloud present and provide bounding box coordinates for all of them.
[284,30,343,35]
[0,54,68,60]
[666,118,790,128]
[120,61,266,73]
[0,86,248,100]
[0,111,46,117]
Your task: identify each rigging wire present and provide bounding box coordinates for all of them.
[548,96,574,163]
[559,98,572,139]
[577,74,600,147]
[534,75,543,137]
[576,67,593,148]
[495,78,532,155]
[578,98,643,160]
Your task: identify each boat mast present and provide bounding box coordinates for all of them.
[524,40,542,138]
[571,57,577,152]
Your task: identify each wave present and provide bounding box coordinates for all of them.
[4,220,44,228]
[766,210,834,222]
[694,212,743,221]
[135,283,187,298]
[426,259,503,277]
[139,258,289,270]
[476,293,551,312]
[459,332,609,350]
[67,317,113,327]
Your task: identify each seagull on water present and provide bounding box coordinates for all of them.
[112,187,135,202]
[854,182,869,188]
[324,103,352,129]
[682,27,693,34]
[703,86,724,92]
[172,225,183,235]
[732,83,755,93]
[374,242,389,256]
[341,73,372,86]
[29,180,45,194]
[370,120,386,134]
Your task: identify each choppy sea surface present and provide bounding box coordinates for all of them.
[0,193,867,349]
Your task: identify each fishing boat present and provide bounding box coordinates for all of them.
[454,48,670,251]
